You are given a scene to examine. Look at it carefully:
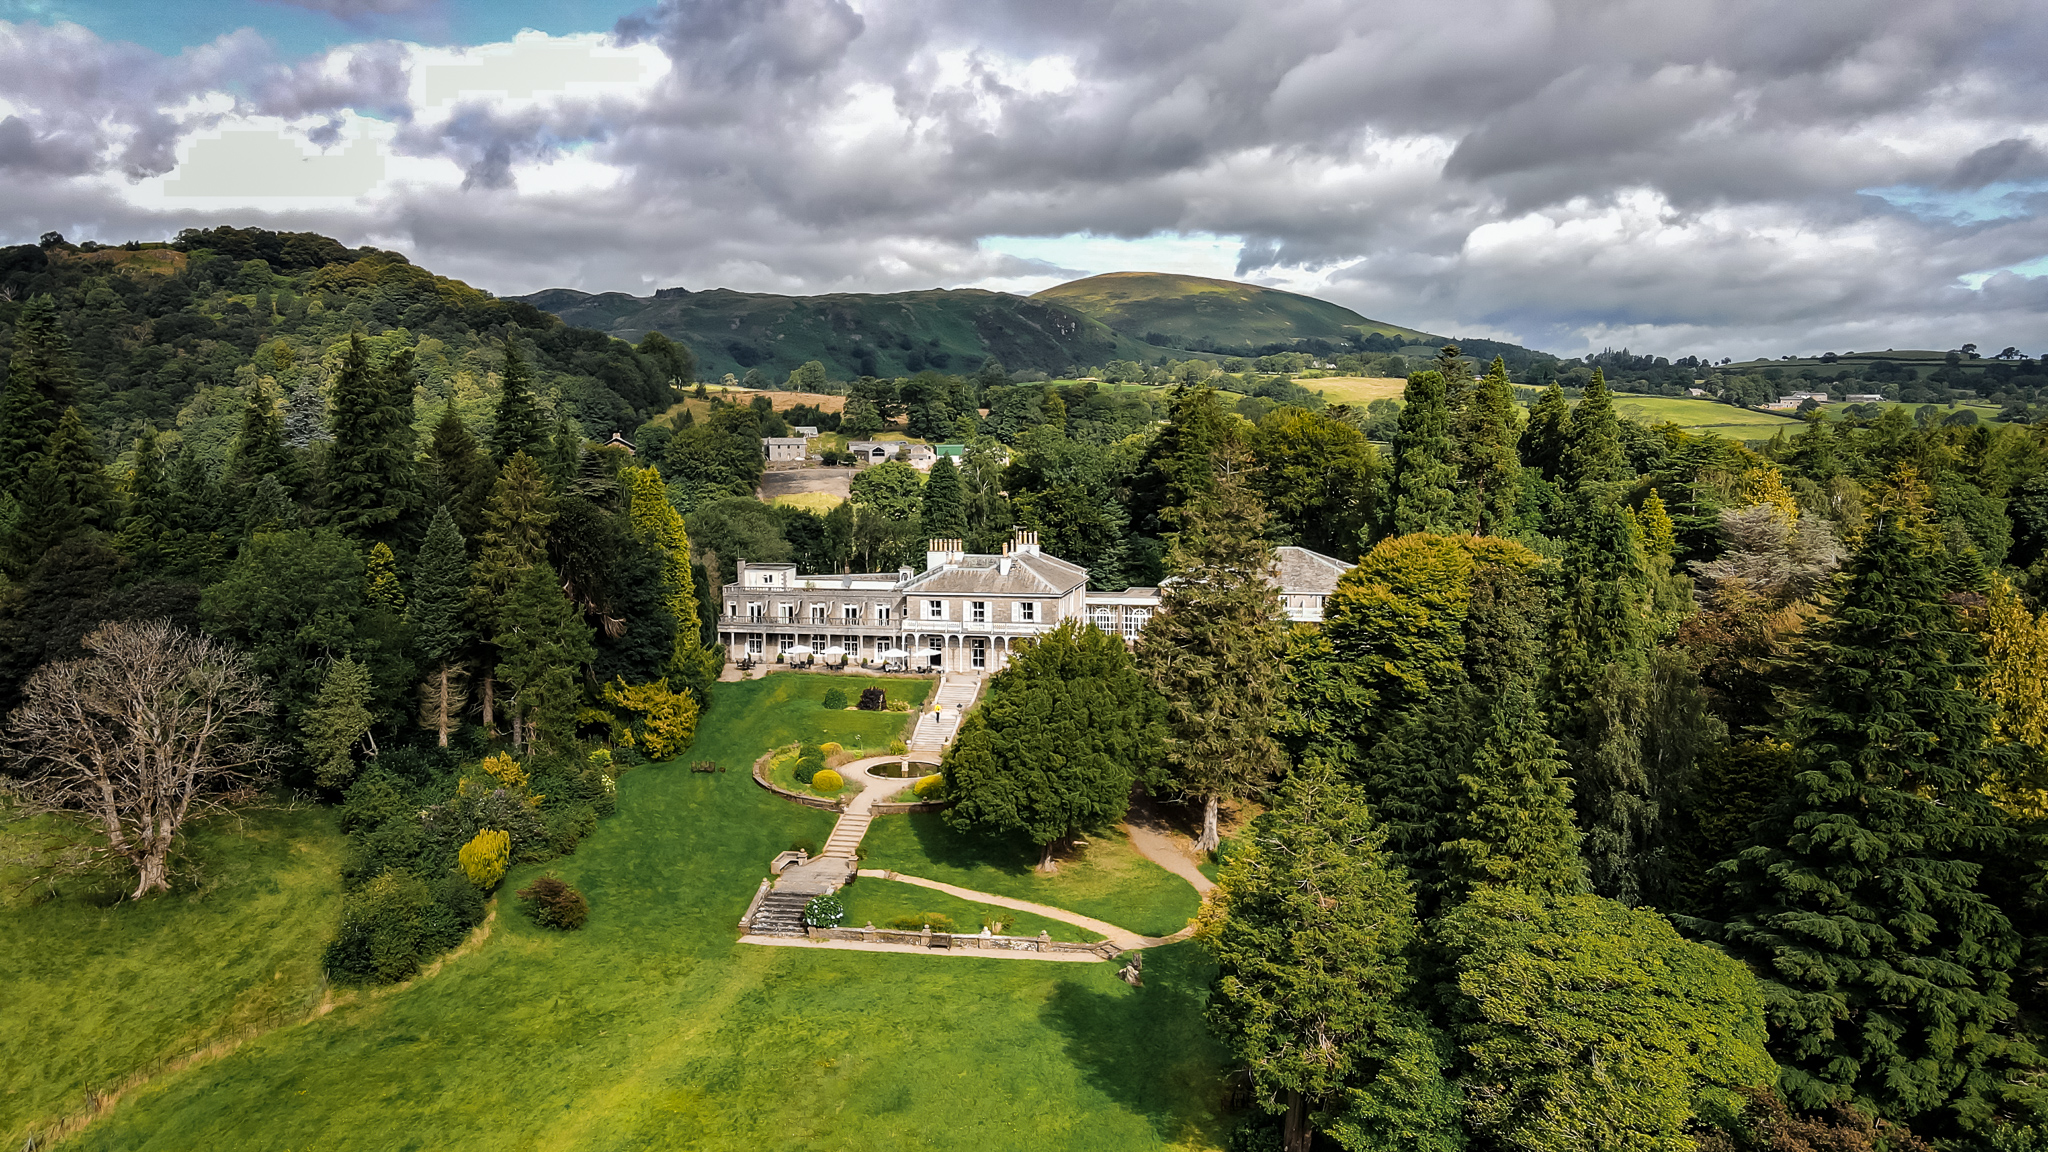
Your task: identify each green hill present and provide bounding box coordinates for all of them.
[1032,271,1439,351]
[520,286,1169,382]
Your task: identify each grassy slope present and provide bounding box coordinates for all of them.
[837,877,1105,943]
[0,805,346,1146]
[522,287,1168,382]
[77,674,1226,1151]
[1609,395,1807,433]
[1033,272,1436,348]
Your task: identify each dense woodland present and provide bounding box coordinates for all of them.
[7,229,2048,1149]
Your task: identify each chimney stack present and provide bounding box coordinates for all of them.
[1012,529,1040,556]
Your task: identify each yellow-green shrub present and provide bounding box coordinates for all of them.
[459,828,510,888]
[812,769,844,792]
[820,742,843,756]
[912,773,944,798]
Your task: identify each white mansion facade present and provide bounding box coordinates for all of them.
[717,530,1347,674]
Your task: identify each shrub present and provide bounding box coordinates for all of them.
[888,739,908,756]
[819,741,843,756]
[792,757,822,785]
[324,869,479,984]
[458,828,510,888]
[812,769,844,792]
[821,687,848,709]
[478,751,528,790]
[886,913,957,933]
[517,876,588,930]
[804,894,845,928]
[543,802,598,856]
[886,699,910,711]
[857,687,886,711]
[912,773,944,798]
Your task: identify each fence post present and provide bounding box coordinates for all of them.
[1037,931,1050,953]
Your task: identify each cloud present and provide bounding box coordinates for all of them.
[258,0,440,17]
[0,0,2044,358]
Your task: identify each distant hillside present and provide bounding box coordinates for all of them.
[1032,271,1440,351]
[519,286,1169,381]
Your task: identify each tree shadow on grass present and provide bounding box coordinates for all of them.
[900,811,1040,877]
[1039,941,1232,1144]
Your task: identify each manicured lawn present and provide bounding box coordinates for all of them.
[0,804,346,1148]
[69,673,1229,1151]
[838,876,1106,943]
[861,813,1204,939]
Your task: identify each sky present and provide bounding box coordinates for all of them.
[0,0,2044,360]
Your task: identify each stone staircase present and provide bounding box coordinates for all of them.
[908,675,982,752]
[821,813,871,859]
[748,890,811,936]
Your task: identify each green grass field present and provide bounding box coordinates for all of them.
[837,877,1105,943]
[861,814,1202,940]
[0,805,346,1147]
[61,673,1228,1151]
[1609,395,1806,435]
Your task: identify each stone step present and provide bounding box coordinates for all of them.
[749,891,811,936]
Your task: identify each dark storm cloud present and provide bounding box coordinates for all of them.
[1,0,2044,356]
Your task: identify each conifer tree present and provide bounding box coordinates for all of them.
[1390,370,1458,535]
[1133,384,1231,537]
[544,421,582,490]
[227,385,300,498]
[920,454,968,542]
[0,294,76,493]
[115,425,170,568]
[302,656,374,789]
[160,443,228,578]
[471,451,557,605]
[491,338,548,465]
[624,466,711,696]
[470,451,556,734]
[1519,382,1571,480]
[1709,473,2031,1129]
[423,400,494,540]
[281,378,330,447]
[407,505,472,747]
[326,335,419,544]
[1547,492,1656,904]
[365,542,405,612]
[15,408,114,555]
[494,562,596,751]
[1560,369,1628,492]
[1137,461,1290,852]
[1455,356,1522,535]
[1204,762,1424,1152]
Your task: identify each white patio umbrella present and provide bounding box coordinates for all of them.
[876,648,909,660]
[787,644,814,657]
[821,646,847,657]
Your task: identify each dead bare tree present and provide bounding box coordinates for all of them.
[1,619,273,899]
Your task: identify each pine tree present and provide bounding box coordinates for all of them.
[1136,460,1289,851]
[0,294,76,494]
[1204,762,1422,1152]
[1133,384,1231,537]
[422,400,494,540]
[1390,370,1458,535]
[1519,382,1571,480]
[281,378,330,447]
[365,542,405,612]
[1455,356,1521,535]
[494,562,596,752]
[159,443,229,579]
[623,466,711,695]
[302,656,374,789]
[1547,492,1656,904]
[15,408,113,555]
[406,505,472,747]
[1709,473,2031,1129]
[1560,369,1628,492]
[471,451,557,605]
[491,338,548,465]
[115,425,171,567]
[920,454,968,542]
[326,335,419,544]
[543,421,582,491]
[227,385,301,499]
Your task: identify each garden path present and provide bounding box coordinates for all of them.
[855,869,1197,950]
[1122,820,1215,896]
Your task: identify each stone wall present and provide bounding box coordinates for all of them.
[804,924,1120,959]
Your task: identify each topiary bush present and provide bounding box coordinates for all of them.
[792,742,826,785]
[812,768,844,792]
[803,894,845,928]
[822,687,848,709]
[517,876,588,930]
[857,687,886,711]
[819,741,843,756]
[912,772,944,799]
[886,912,956,933]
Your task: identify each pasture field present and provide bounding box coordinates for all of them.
[0,805,346,1148]
[63,673,1227,1151]
[1304,376,1407,407]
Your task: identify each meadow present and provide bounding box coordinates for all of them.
[33,672,1226,1151]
